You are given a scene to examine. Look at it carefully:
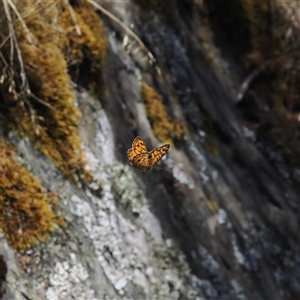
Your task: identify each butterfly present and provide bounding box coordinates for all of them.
[127,136,170,172]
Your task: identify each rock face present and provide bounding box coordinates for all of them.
[1,1,300,300]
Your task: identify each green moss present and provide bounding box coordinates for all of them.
[0,139,64,252]
[141,82,187,145]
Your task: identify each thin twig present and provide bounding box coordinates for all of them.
[30,92,55,110]
[13,33,29,93]
[0,33,12,49]
[236,69,260,102]
[0,51,9,82]
[30,0,59,20]
[87,0,156,64]
[2,0,29,92]
[2,0,15,65]
[7,0,34,44]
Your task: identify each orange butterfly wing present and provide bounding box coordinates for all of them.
[149,144,170,165]
[127,137,170,172]
[127,136,148,161]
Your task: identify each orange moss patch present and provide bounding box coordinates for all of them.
[0,139,63,252]
[141,82,187,145]
[0,0,107,182]
[59,2,107,66]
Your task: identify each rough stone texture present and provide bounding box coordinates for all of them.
[1,1,300,300]
[0,253,7,299]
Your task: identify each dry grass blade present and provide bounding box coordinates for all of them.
[63,0,81,35]
[2,0,15,65]
[237,69,260,102]
[30,92,54,110]
[2,0,29,92]
[0,33,11,49]
[6,0,33,43]
[87,0,156,64]
[1,0,54,121]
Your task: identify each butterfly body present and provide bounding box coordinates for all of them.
[127,136,170,172]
